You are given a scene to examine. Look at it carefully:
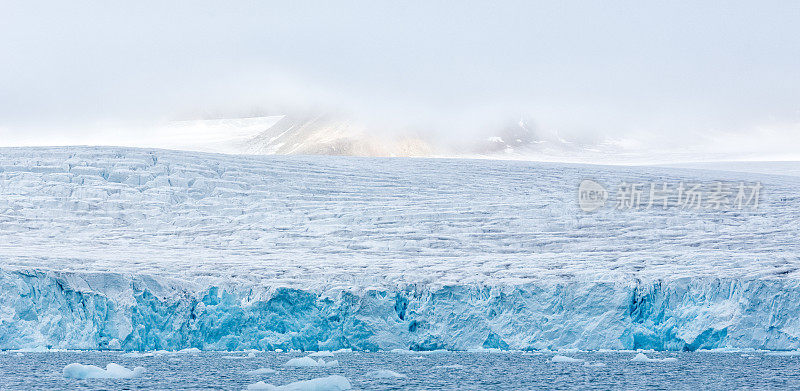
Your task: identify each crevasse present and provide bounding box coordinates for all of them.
[2,269,799,352]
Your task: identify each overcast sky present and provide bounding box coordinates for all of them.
[1,1,798,159]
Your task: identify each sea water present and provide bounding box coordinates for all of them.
[1,350,799,390]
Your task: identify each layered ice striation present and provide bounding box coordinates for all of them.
[1,146,800,351]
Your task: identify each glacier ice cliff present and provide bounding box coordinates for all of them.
[2,147,800,351]
[2,269,799,351]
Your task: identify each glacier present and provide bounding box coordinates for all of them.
[1,146,800,351]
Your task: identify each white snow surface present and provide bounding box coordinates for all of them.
[1,146,797,285]
[1,146,800,351]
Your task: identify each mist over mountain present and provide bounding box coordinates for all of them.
[232,114,600,160]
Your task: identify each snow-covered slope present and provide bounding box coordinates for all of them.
[1,146,799,351]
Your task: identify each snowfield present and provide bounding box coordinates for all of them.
[1,146,800,351]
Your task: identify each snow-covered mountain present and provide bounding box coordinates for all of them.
[142,115,583,159]
[239,115,582,159]
[0,114,684,162]
[243,114,432,157]
[1,146,799,351]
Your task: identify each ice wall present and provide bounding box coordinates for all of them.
[2,269,799,351]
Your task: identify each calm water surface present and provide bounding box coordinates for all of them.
[0,350,798,390]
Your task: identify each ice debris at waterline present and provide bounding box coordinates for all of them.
[551,355,585,363]
[2,147,800,352]
[247,368,277,375]
[283,357,339,368]
[366,369,408,379]
[630,353,679,363]
[246,375,352,390]
[62,363,145,379]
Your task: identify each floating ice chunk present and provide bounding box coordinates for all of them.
[631,353,678,363]
[366,369,407,378]
[283,357,338,367]
[176,348,201,355]
[583,362,607,367]
[766,351,800,356]
[108,339,122,350]
[246,375,352,390]
[284,357,319,367]
[247,382,274,390]
[308,351,334,357]
[550,355,584,363]
[62,363,145,379]
[223,351,257,359]
[433,364,465,369]
[247,368,277,375]
[121,352,154,358]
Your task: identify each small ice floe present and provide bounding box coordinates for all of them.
[432,364,465,370]
[223,352,257,359]
[283,356,339,367]
[766,351,800,356]
[550,355,585,363]
[366,369,407,379]
[246,375,352,390]
[62,363,145,379]
[121,352,154,358]
[583,362,607,367]
[151,348,201,356]
[247,368,277,375]
[631,353,678,363]
[308,351,335,357]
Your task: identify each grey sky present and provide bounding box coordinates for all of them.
[1,1,798,157]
